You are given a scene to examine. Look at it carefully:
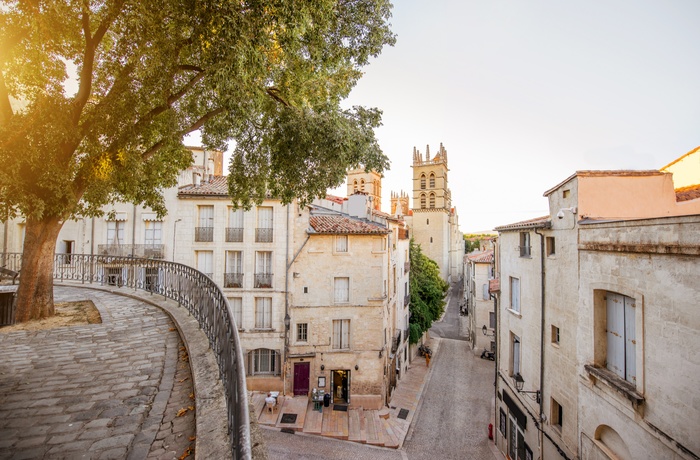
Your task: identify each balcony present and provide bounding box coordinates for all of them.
[224,273,244,288]
[97,244,165,259]
[255,228,273,243]
[254,273,273,288]
[226,227,243,242]
[195,227,214,242]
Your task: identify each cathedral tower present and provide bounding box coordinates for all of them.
[347,168,382,211]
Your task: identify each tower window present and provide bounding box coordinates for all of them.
[420,174,426,189]
[420,194,426,209]
[429,193,435,208]
[429,173,435,188]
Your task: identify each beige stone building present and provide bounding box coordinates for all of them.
[406,143,464,282]
[464,249,496,356]
[493,158,700,460]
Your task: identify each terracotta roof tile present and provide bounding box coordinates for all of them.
[325,195,347,205]
[468,250,494,263]
[309,215,390,235]
[495,216,551,232]
[489,278,500,294]
[676,184,700,202]
[178,176,229,196]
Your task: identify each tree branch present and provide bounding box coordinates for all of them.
[266,87,290,107]
[0,71,14,124]
[140,107,225,160]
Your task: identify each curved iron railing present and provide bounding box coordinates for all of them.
[1,252,251,460]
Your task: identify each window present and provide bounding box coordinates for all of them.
[255,297,272,329]
[256,206,273,242]
[605,292,636,384]
[420,174,426,189]
[225,251,243,288]
[353,180,358,192]
[332,319,350,349]
[429,193,435,208]
[248,349,280,376]
[335,235,348,253]
[510,277,520,313]
[508,413,526,460]
[482,283,489,300]
[489,311,496,329]
[297,323,308,342]
[563,189,570,199]
[334,277,349,303]
[511,333,521,376]
[519,232,531,257]
[196,205,214,242]
[255,251,273,288]
[420,194,426,209]
[196,251,213,278]
[360,179,365,191]
[429,173,435,188]
[144,221,162,246]
[107,221,125,245]
[551,398,563,430]
[227,208,244,242]
[546,236,555,256]
[230,297,242,329]
[551,325,560,345]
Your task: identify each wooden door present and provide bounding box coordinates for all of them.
[293,362,310,396]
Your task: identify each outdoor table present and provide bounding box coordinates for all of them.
[312,394,323,412]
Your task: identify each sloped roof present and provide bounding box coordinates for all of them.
[489,278,500,294]
[178,176,229,197]
[661,146,700,171]
[467,250,494,263]
[309,215,390,235]
[543,170,665,197]
[325,195,346,205]
[676,184,700,202]
[495,216,551,232]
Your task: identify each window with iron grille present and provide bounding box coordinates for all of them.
[227,207,244,242]
[196,205,214,242]
[255,206,273,242]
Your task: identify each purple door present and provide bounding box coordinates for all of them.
[294,362,310,396]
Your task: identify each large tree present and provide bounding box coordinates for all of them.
[0,0,395,321]
[408,239,448,344]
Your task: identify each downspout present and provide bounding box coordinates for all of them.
[131,203,137,257]
[284,204,291,396]
[534,227,546,459]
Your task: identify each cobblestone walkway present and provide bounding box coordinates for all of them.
[0,286,196,460]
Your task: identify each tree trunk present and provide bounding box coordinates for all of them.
[14,216,63,322]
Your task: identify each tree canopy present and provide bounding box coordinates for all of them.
[408,239,448,344]
[0,0,395,321]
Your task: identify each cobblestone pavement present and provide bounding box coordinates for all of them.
[262,429,404,460]
[0,286,196,460]
[402,282,495,460]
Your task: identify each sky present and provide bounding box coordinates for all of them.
[328,0,700,231]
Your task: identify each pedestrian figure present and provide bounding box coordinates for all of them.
[265,392,276,413]
[425,352,431,367]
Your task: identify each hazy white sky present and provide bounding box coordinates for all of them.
[334,0,700,231]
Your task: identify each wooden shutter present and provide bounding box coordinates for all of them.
[342,320,350,349]
[333,320,341,349]
[625,296,637,384]
[606,293,625,379]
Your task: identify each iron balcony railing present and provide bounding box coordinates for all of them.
[97,244,165,259]
[255,228,273,243]
[225,273,244,288]
[226,227,244,243]
[1,252,251,459]
[254,273,273,288]
[195,227,214,242]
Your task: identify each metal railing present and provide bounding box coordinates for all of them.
[226,228,244,243]
[224,273,244,288]
[2,252,250,459]
[97,244,165,259]
[195,227,214,242]
[254,273,273,288]
[255,228,273,243]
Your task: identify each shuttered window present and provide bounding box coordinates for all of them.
[510,277,520,313]
[332,319,350,349]
[606,292,636,384]
[230,297,242,329]
[334,277,349,303]
[335,235,348,252]
[255,297,272,329]
[248,349,280,376]
[512,334,521,376]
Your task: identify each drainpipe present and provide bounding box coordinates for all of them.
[284,204,290,396]
[131,203,137,257]
[534,227,546,457]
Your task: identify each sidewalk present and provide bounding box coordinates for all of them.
[0,284,226,460]
[254,335,440,449]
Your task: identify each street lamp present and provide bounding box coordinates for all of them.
[482,325,494,337]
[513,373,541,404]
[284,313,291,330]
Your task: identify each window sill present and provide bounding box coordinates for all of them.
[507,308,522,318]
[584,364,644,405]
[252,328,275,332]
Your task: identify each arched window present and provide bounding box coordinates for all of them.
[420,174,426,189]
[420,194,426,209]
[353,180,358,192]
[248,348,280,376]
[429,193,436,208]
[361,179,365,191]
[429,173,435,188]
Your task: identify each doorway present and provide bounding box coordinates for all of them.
[293,362,310,396]
[331,369,350,404]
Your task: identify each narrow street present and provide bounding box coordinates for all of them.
[403,282,495,459]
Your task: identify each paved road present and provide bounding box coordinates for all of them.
[403,281,495,460]
[263,429,404,460]
[428,282,468,341]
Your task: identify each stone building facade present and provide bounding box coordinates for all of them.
[464,249,496,356]
[493,160,700,460]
